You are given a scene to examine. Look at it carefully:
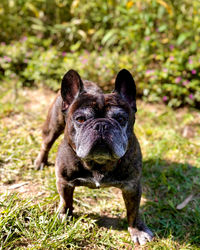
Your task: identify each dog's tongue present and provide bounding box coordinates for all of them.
[92,170,104,188]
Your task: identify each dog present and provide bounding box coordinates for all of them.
[35,69,153,245]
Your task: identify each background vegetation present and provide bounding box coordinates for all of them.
[0,0,200,107]
[0,0,200,249]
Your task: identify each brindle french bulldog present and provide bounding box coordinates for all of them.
[35,69,153,245]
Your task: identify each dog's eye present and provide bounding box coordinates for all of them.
[76,116,86,123]
[117,117,125,123]
[115,116,127,125]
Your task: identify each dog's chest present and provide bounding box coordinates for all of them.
[68,171,108,188]
[67,170,134,190]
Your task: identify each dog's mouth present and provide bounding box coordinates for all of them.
[91,141,111,160]
[77,138,123,172]
[85,139,116,164]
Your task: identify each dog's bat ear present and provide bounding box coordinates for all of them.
[114,69,137,112]
[61,69,84,111]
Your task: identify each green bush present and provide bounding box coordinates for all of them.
[0,0,200,108]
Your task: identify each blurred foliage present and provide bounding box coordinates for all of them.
[0,0,200,108]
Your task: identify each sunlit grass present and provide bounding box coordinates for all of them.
[0,83,200,249]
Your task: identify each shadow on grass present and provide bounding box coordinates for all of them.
[81,159,200,246]
[141,158,200,246]
[85,214,127,231]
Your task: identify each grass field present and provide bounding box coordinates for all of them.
[0,80,200,249]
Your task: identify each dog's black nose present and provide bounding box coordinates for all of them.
[94,122,109,133]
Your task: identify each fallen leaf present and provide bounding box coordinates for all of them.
[176,194,193,210]
[8,182,29,190]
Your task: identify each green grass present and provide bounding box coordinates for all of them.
[0,81,200,249]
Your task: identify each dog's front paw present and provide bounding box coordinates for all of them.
[58,212,73,223]
[58,213,67,223]
[128,226,153,245]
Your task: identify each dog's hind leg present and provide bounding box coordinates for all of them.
[35,94,65,170]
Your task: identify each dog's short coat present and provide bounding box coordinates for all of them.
[35,69,153,245]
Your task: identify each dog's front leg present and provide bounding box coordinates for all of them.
[56,180,75,221]
[122,185,153,245]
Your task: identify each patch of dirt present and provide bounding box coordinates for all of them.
[1,87,56,127]
[138,100,200,139]
[0,181,48,199]
[1,87,57,199]
[23,87,56,112]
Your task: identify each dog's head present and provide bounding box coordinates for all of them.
[61,69,137,167]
